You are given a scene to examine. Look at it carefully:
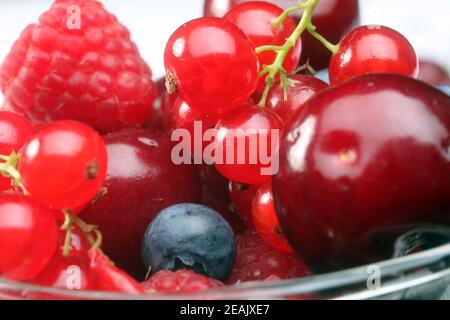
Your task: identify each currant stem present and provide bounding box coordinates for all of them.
[272,3,308,28]
[307,25,340,54]
[62,215,73,257]
[0,152,28,195]
[257,0,321,107]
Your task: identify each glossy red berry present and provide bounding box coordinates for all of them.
[0,111,33,191]
[164,17,259,114]
[32,255,93,291]
[267,75,328,123]
[273,74,450,271]
[0,0,157,133]
[329,25,419,85]
[224,2,302,93]
[229,181,259,228]
[81,129,201,279]
[204,0,360,70]
[19,120,107,211]
[252,182,293,253]
[88,250,143,294]
[214,104,283,185]
[0,194,58,281]
[169,98,221,158]
[226,229,310,284]
[142,269,224,294]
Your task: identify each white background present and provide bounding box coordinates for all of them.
[0,0,449,95]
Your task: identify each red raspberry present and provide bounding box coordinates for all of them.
[0,0,156,133]
[226,229,311,284]
[142,270,224,294]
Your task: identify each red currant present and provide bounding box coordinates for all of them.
[252,181,293,253]
[32,255,93,290]
[0,194,58,281]
[164,17,259,114]
[229,181,259,228]
[19,121,107,211]
[0,111,33,191]
[170,98,221,158]
[329,25,419,85]
[267,75,328,123]
[214,104,283,185]
[224,1,302,93]
[88,251,143,294]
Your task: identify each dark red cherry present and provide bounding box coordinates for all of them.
[418,60,450,86]
[204,0,360,70]
[224,1,302,93]
[274,74,450,271]
[214,104,284,185]
[164,17,259,114]
[80,129,202,279]
[267,75,328,123]
[229,181,259,228]
[329,25,419,85]
[197,164,247,234]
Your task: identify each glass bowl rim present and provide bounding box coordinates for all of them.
[1,242,450,300]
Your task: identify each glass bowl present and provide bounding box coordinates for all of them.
[1,242,450,300]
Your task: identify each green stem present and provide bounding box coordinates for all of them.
[307,25,339,54]
[272,3,308,28]
[256,45,283,54]
[0,152,28,195]
[257,0,321,107]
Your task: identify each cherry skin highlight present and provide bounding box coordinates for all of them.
[18,120,108,211]
[214,104,283,185]
[329,25,419,85]
[81,129,202,279]
[0,111,33,191]
[164,17,259,114]
[252,181,293,253]
[224,1,302,93]
[0,194,58,281]
[267,75,328,123]
[273,74,450,271]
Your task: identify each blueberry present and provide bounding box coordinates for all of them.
[436,85,450,96]
[141,203,236,281]
[315,69,330,84]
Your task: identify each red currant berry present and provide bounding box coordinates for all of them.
[229,181,259,228]
[164,17,259,114]
[32,255,93,291]
[329,25,419,85]
[170,98,221,158]
[252,181,293,253]
[224,2,302,93]
[19,121,107,211]
[0,194,58,281]
[267,75,328,123]
[214,104,283,185]
[88,251,143,294]
[274,74,450,271]
[0,111,33,191]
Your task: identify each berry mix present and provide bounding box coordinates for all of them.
[0,0,449,298]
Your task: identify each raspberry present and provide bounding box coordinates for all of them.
[0,0,156,133]
[226,229,311,284]
[142,270,224,294]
